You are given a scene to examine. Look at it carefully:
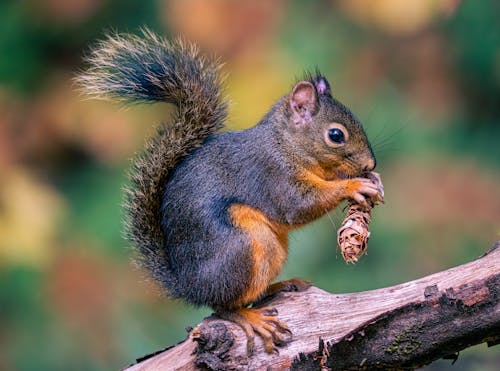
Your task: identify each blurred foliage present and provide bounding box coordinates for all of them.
[0,0,499,370]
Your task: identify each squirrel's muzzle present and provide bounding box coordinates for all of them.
[363,157,376,172]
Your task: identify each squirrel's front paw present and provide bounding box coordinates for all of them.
[366,171,384,203]
[345,177,382,208]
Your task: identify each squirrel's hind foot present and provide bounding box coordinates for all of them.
[253,277,312,307]
[264,277,312,296]
[216,307,291,355]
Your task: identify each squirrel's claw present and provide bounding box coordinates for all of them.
[366,171,385,204]
[216,307,291,356]
[347,177,383,208]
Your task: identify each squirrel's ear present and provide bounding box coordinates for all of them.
[290,81,317,125]
[314,76,331,96]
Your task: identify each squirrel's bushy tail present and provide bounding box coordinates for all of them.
[76,29,227,291]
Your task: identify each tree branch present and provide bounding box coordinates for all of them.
[124,241,500,370]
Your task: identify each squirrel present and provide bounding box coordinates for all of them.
[77,30,382,355]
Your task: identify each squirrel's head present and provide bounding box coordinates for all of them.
[279,73,375,180]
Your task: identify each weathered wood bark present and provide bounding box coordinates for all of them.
[125,241,500,370]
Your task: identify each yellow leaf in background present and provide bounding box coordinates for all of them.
[0,168,66,266]
[338,0,460,35]
[226,61,292,129]
[162,0,284,57]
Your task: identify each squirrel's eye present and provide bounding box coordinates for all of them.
[328,128,345,144]
[324,123,348,147]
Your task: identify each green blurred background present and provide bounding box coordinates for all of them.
[0,0,498,370]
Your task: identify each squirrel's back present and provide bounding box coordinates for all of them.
[76,30,227,291]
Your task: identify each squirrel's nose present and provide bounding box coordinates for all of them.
[363,157,376,172]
